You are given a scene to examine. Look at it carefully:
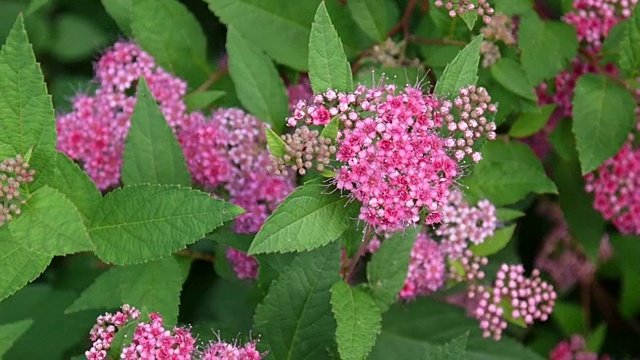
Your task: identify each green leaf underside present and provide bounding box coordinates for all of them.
[309,1,353,93]
[254,244,341,360]
[572,73,637,174]
[248,183,359,255]
[122,78,191,186]
[88,184,243,265]
[0,227,52,302]
[367,227,419,312]
[131,0,210,88]
[226,26,289,133]
[9,185,95,256]
[434,35,483,97]
[330,281,382,360]
[0,320,34,357]
[462,140,558,206]
[470,225,516,257]
[0,15,56,192]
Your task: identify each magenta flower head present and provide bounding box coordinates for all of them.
[276,79,497,232]
[400,233,447,300]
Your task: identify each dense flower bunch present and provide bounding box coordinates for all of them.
[434,0,495,24]
[400,233,447,299]
[479,13,517,68]
[0,155,35,227]
[85,305,263,360]
[549,334,611,360]
[277,81,496,231]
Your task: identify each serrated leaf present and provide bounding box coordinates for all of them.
[88,184,243,265]
[425,332,468,360]
[50,152,101,221]
[309,1,353,93]
[519,14,577,84]
[434,35,483,97]
[346,0,397,41]
[265,126,287,157]
[0,320,33,357]
[490,58,537,102]
[572,73,637,174]
[460,11,477,30]
[131,0,210,88]
[206,228,254,253]
[122,78,191,186]
[9,185,95,256]
[207,0,318,70]
[330,281,382,360]
[462,140,558,206]
[119,256,191,327]
[369,299,545,360]
[495,208,525,221]
[248,183,359,255]
[320,115,340,140]
[509,104,556,138]
[0,227,52,302]
[226,27,289,134]
[65,267,123,314]
[469,225,516,257]
[256,252,296,290]
[254,244,340,360]
[101,0,132,35]
[620,5,640,78]
[184,90,226,112]
[367,227,419,312]
[0,15,56,192]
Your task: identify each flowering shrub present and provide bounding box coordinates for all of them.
[0,0,639,359]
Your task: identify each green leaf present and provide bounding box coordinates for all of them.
[320,115,340,140]
[549,120,575,162]
[248,182,359,255]
[226,27,289,134]
[207,0,320,71]
[585,323,607,353]
[184,90,226,112]
[469,225,516,257]
[460,12,478,31]
[366,227,419,312]
[50,14,108,62]
[101,0,132,35]
[434,35,483,97]
[552,301,586,336]
[107,319,138,358]
[254,244,340,360]
[552,150,605,261]
[119,256,191,327]
[0,15,56,192]
[519,14,578,84]
[265,127,287,157]
[490,58,537,101]
[425,332,468,360]
[346,0,396,42]
[50,152,101,221]
[9,185,95,256]
[572,73,637,174]
[509,104,556,138]
[620,5,640,78]
[462,140,558,206]
[88,184,243,265]
[496,208,525,221]
[256,252,296,290]
[0,320,33,357]
[620,269,640,318]
[0,227,52,302]
[309,1,353,93]
[25,0,50,16]
[492,0,533,15]
[330,281,382,360]
[65,266,123,314]
[122,77,191,186]
[369,299,545,360]
[131,0,210,88]
[610,235,640,275]
[601,21,628,64]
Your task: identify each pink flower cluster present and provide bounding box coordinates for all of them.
[284,81,496,231]
[549,334,611,360]
[437,190,498,259]
[85,305,263,360]
[434,0,495,24]
[400,233,446,299]
[585,142,640,235]
[474,264,556,340]
[0,154,35,227]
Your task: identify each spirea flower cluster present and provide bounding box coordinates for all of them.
[549,334,611,360]
[0,155,35,227]
[400,233,446,299]
[278,81,496,231]
[434,0,495,24]
[85,305,263,360]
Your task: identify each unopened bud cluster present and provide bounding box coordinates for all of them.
[369,38,421,68]
[434,0,495,24]
[0,155,35,227]
[269,126,336,176]
[479,13,517,68]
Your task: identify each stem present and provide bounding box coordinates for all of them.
[409,35,467,47]
[176,249,216,262]
[194,68,228,93]
[343,226,375,282]
[388,0,418,38]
